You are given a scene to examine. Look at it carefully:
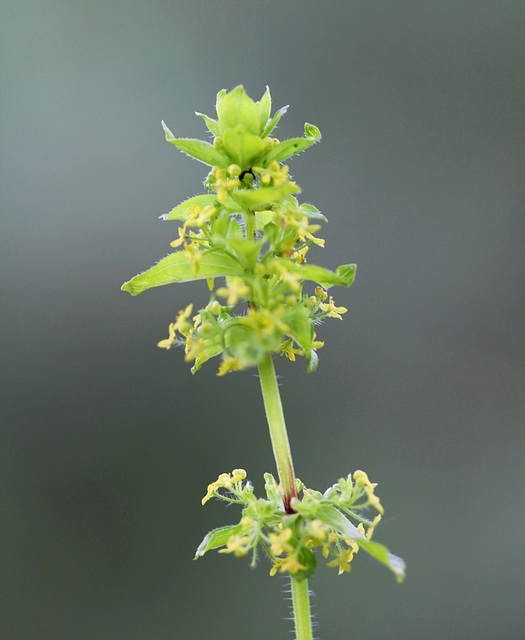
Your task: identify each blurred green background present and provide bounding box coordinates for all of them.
[2,1,524,638]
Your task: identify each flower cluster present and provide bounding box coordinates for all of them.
[195,469,406,583]
[122,86,356,374]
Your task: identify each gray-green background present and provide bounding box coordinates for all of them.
[2,2,524,638]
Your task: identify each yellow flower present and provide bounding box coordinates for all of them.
[201,468,246,504]
[157,304,194,349]
[270,553,307,576]
[217,357,243,376]
[278,340,302,362]
[353,469,384,514]
[170,226,186,248]
[278,554,308,575]
[328,547,356,575]
[319,296,347,320]
[268,528,293,556]
[219,534,251,557]
[366,514,382,540]
[184,243,203,278]
[216,276,251,305]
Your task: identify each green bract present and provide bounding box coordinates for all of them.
[122,85,355,375]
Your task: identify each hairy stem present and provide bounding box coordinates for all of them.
[258,354,313,638]
[258,354,298,513]
[291,577,314,640]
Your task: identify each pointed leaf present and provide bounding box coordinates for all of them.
[300,203,328,222]
[268,259,356,289]
[121,251,242,296]
[221,126,265,169]
[305,348,319,373]
[217,85,260,135]
[195,111,220,136]
[162,194,218,221]
[264,137,317,163]
[162,121,229,166]
[358,539,407,583]
[283,307,314,354]
[215,89,227,116]
[228,238,263,270]
[256,86,272,132]
[261,105,289,138]
[317,505,405,582]
[304,122,322,141]
[317,505,367,540]
[167,137,229,168]
[229,182,299,210]
[195,524,244,558]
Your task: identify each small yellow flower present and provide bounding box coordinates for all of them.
[157,304,194,349]
[366,514,382,539]
[170,226,186,248]
[184,243,203,278]
[328,547,355,575]
[201,468,246,504]
[270,553,307,576]
[353,470,384,514]
[319,296,347,320]
[304,232,325,248]
[277,553,308,575]
[231,468,247,483]
[219,534,251,557]
[217,357,243,376]
[278,340,302,362]
[268,528,293,556]
[216,276,251,305]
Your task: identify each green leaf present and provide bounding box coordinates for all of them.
[261,105,288,138]
[283,306,314,354]
[221,126,265,169]
[256,86,272,132]
[293,545,317,581]
[217,85,260,136]
[317,505,367,540]
[300,203,328,222]
[317,505,406,582]
[121,251,242,296]
[215,89,227,116]
[264,137,317,163]
[163,194,218,221]
[268,259,357,289]
[358,539,407,584]
[229,182,299,210]
[305,348,319,373]
[228,238,263,270]
[195,524,244,558]
[195,111,220,136]
[304,122,322,141]
[162,121,229,167]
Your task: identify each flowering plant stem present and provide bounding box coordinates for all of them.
[258,353,313,638]
[291,576,314,640]
[122,86,406,639]
[258,354,298,513]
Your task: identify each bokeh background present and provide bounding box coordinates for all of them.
[2,2,524,638]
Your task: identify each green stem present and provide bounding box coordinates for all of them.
[258,354,313,639]
[257,354,298,513]
[243,207,256,242]
[291,577,314,640]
